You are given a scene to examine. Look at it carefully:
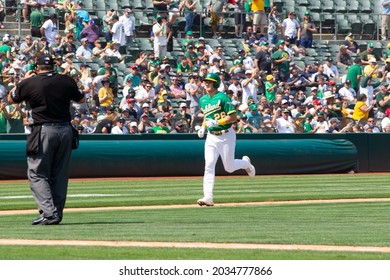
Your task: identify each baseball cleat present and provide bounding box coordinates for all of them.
[197,198,214,206]
[242,156,256,177]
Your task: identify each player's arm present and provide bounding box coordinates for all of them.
[218,111,237,125]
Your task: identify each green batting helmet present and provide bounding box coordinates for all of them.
[203,73,221,89]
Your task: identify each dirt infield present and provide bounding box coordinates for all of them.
[1,197,390,253]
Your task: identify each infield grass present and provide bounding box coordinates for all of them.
[0,174,390,259]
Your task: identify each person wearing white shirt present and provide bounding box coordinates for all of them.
[338,80,356,102]
[111,118,129,134]
[272,108,296,133]
[152,15,168,57]
[241,70,261,105]
[76,38,92,59]
[323,58,339,78]
[110,15,126,47]
[40,14,58,44]
[119,8,136,46]
[282,11,300,43]
[312,114,329,133]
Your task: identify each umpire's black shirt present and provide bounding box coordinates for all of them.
[11,71,84,125]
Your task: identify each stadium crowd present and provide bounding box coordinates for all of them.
[0,0,390,134]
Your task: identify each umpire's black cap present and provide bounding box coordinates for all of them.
[36,54,54,66]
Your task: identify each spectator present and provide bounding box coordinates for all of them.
[251,0,267,34]
[174,103,191,125]
[80,19,100,51]
[312,112,329,133]
[237,115,258,133]
[298,12,317,48]
[169,75,186,99]
[375,84,390,119]
[363,58,381,78]
[92,40,108,60]
[291,39,308,57]
[128,121,139,134]
[363,117,380,133]
[184,0,198,34]
[185,73,203,116]
[271,40,291,81]
[381,108,390,130]
[110,15,126,50]
[346,58,363,93]
[40,14,58,44]
[241,69,261,105]
[338,80,357,102]
[75,0,90,27]
[265,74,277,102]
[98,78,114,113]
[64,13,76,38]
[135,81,156,105]
[76,38,92,60]
[138,113,154,132]
[111,117,129,134]
[360,42,383,65]
[286,68,308,96]
[254,41,272,74]
[272,108,296,133]
[124,65,141,87]
[282,11,299,44]
[267,6,281,45]
[311,64,330,86]
[234,0,245,38]
[382,0,390,41]
[323,58,339,79]
[101,9,115,42]
[119,8,136,47]
[152,116,170,133]
[49,34,65,56]
[335,45,353,66]
[208,0,228,39]
[94,111,117,133]
[153,0,172,17]
[30,4,44,37]
[62,34,77,55]
[343,33,359,54]
[19,35,38,61]
[104,42,123,62]
[152,15,168,57]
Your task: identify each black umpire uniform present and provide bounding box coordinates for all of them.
[8,54,85,225]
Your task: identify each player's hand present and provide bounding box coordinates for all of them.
[197,126,205,138]
[205,119,218,128]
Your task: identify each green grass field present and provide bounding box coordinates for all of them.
[1,174,390,260]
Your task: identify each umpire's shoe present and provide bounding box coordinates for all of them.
[32,212,61,225]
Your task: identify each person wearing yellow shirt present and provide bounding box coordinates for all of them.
[251,0,266,34]
[363,58,381,78]
[98,77,114,112]
[352,93,376,121]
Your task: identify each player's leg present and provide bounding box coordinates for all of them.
[219,129,256,176]
[198,136,219,206]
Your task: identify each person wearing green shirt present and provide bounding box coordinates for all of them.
[30,4,44,37]
[0,99,10,133]
[271,40,290,81]
[265,74,277,101]
[196,73,255,207]
[152,117,170,133]
[346,57,363,92]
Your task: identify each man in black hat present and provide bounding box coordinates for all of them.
[8,54,85,225]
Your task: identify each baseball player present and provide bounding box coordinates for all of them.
[197,73,256,206]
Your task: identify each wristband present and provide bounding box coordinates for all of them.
[202,121,207,128]
[217,118,227,125]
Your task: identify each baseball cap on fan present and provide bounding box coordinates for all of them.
[36,54,54,66]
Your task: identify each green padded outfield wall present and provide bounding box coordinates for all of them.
[0,134,358,179]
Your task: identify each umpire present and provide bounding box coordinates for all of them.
[8,54,85,225]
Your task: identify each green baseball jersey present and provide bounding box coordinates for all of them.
[200,91,235,132]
